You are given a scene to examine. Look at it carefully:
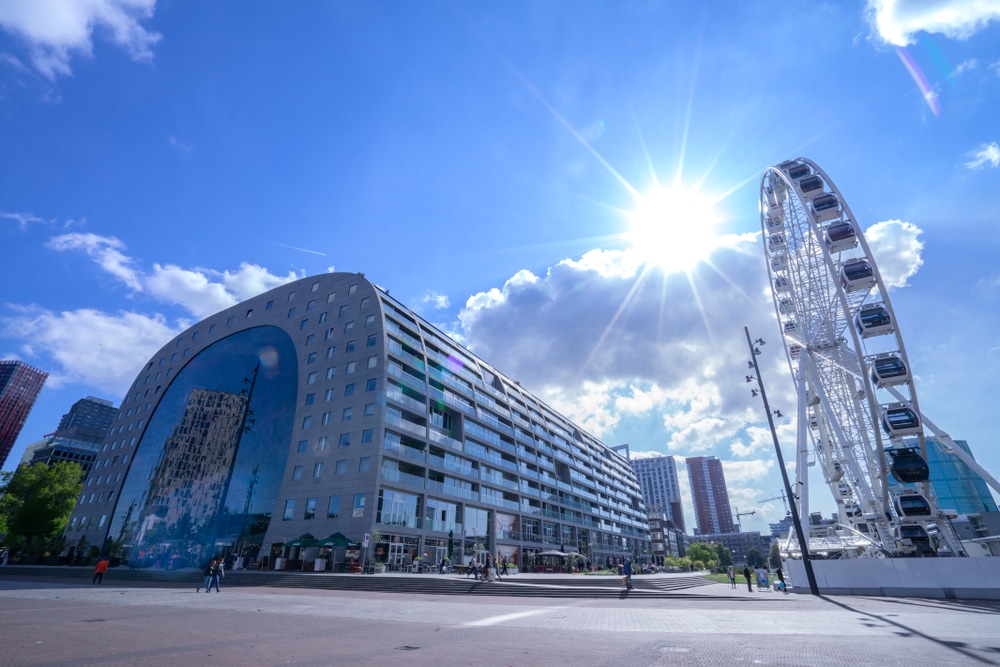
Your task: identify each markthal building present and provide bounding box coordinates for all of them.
[66,273,649,570]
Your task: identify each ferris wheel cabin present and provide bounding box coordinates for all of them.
[840,258,876,292]
[896,493,932,517]
[894,524,936,557]
[881,404,922,439]
[770,255,787,271]
[824,221,857,252]
[812,194,841,223]
[869,354,910,387]
[798,175,824,199]
[886,445,930,482]
[768,233,786,252]
[785,161,811,180]
[855,303,893,338]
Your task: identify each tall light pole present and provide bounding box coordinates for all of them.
[744,326,819,596]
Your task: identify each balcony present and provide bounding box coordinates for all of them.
[387,364,426,393]
[386,387,426,413]
[384,412,427,438]
[380,466,425,489]
[428,428,464,451]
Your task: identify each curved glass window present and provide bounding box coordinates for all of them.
[109,326,297,566]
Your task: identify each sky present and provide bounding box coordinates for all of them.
[2,0,999,536]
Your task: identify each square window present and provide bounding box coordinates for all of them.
[349,284,358,296]
[346,361,356,374]
[339,433,350,447]
[318,436,328,450]
[367,356,377,369]
[307,372,317,384]
[302,416,313,429]
[327,292,336,304]
[327,495,341,518]
[298,440,308,453]
[344,321,354,333]
[305,497,317,520]
[307,352,317,364]
[344,384,355,397]
[319,312,328,324]
[283,499,295,520]
[336,460,347,475]
[346,340,356,352]
[313,462,323,477]
[359,456,370,472]
[342,407,352,421]
[367,334,377,347]
[353,493,366,516]
[364,403,375,417]
[365,314,375,326]
[288,291,296,301]
[361,428,374,444]
[300,319,309,330]
[366,378,377,392]
[311,282,319,292]
[293,465,303,480]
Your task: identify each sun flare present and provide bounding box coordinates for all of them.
[625,185,720,272]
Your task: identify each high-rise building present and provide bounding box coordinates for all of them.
[629,454,685,533]
[0,360,48,469]
[905,437,999,516]
[685,455,735,534]
[55,396,116,444]
[65,272,650,569]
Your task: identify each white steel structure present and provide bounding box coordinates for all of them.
[758,158,999,558]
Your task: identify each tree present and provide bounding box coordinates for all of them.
[745,546,766,569]
[769,541,782,569]
[686,542,716,567]
[0,462,83,554]
[715,542,733,569]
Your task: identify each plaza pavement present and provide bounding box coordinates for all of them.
[0,572,998,666]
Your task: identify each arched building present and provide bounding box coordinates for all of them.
[66,273,649,570]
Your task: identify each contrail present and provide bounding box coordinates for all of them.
[268,241,328,256]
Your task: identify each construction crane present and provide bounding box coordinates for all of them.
[734,506,756,533]
[758,490,790,515]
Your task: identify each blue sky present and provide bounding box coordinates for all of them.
[2,0,999,535]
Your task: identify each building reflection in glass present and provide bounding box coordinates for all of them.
[109,327,297,566]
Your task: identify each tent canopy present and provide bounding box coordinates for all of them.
[285,533,318,547]
[317,532,354,547]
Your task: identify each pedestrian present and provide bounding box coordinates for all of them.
[0,550,8,566]
[92,557,109,584]
[776,565,787,593]
[197,559,217,593]
[468,559,478,579]
[439,557,447,575]
[624,557,634,590]
[743,563,753,592]
[500,556,509,577]
[727,564,736,589]
[210,558,224,592]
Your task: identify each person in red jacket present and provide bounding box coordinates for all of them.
[92,558,109,584]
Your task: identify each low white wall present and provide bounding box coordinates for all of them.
[786,557,1000,599]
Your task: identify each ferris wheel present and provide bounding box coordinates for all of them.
[758,158,984,558]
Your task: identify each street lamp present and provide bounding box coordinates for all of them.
[744,326,819,596]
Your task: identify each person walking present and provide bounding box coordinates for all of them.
[727,564,736,589]
[743,563,753,592]
[776,565,787,593]
[210,558,224,592]
[197,559,217,593]
[439,557,447,575]
[500,556,509,577]
[624,557,634,590]
[92,557,109,584]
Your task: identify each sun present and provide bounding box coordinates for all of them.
[625,185,720,272]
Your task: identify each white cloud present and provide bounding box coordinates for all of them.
[1,210,46,230]
[419,291,451,310]
[964,142,1000,169]
[721,458,774,484]
[1,304,180,395]
[47,232,143,291]
[952,59,979,76]
[867,0,1000,46]
[0,0,161,79]
[864,220,924,289]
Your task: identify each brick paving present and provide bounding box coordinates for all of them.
[1,575,999,666]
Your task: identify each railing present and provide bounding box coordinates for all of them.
[384,320,423,349]
[426,479,477,500]
[384,412,427,438]
[387,364,426,392]
[428,428,464,451]
[386,387,426,413]
[381,467,425,489]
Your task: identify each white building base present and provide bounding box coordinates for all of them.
[786,557,1000,599]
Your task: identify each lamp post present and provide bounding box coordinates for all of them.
[744,326,819,596]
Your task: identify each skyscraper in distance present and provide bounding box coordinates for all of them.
[630,454,685,533]
[685,455,736,534]
[0,360,49,469]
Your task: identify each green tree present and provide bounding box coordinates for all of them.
[686,542,716,567]
[715,542,733,569]
[768,541,782,569]
[745,546,766,569]
[0,462,83,554]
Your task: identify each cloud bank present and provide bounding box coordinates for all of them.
[867,0,1000,46]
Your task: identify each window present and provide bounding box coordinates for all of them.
[367,355,377,369]
[192,330,199,339]
[339,433,350,447]
[359,456,370,472]
[300,319,309,330]
[322,412,332,426]
[346,361,356,374]
[98,515,107,529]
[324,327,335,340]
[209,324,216,333]
[306,334,315,346]
[366,378,377,392]
[288,291,296,301]
[170,353,177,362]
[318,436,328,451]
[283,499,295,520]
[326,346,336,358]
[367,334,377,347]
[307,352,317,364]
[365,314,375,326]
[288,308,296,318]
[319,312,328,324]
[266,300,273,310]
[327,495,340,518]
[344,383,355,397]
[361,428,374,444]
[324,388,334,401]
[227,316,234,326]
[360,296,370,309]
[292,465,303,480]
[304,497,317,520]
[246,308,253,319]
[298,440,308,454]
[305,393,315,406]
[302,416,313,429]
[336,460,347,475]
[313,462,323,477]
[348,284,358,296]
[327,292,336,304]
[342,407,352,421]
[353,493,366,517]
[326,367,335,380]
[307,372,317,384]
[364,403,375,417]
[339,305,349,317]
[307,300,316,311]
[311,281,319,292]
[346,340,356,352]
